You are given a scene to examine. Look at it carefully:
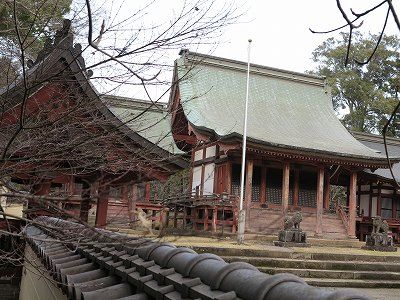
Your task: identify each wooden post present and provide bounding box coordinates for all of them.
[232,207,238,233]
[95,184,109,228]
[80,181,91,223]
[128,184,137,224]
[323,170,331,210]
[226,162,232,194]
[293,169,299,207]
[29,182,51,218]
[245,159,254,229]
[145,183,151,201]
[316,166,324,235]
[204,208,209,231]
[260,166,267,204]
[377,183,382,216]
[348,171,358,237]
[282,162,290,220]
[212,208,217,232]
[368,184,373,217]
[173,205,178,228]
[121,185,128,222]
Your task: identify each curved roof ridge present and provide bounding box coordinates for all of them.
[181,50,326,87]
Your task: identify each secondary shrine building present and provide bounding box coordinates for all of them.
[168,50,398,240]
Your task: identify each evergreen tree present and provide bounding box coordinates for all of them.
[311,32,400,135]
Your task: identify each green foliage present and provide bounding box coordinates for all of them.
[311,32,400,135]
[0,0,71,57]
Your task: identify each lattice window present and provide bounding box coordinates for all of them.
[297,170,317,207]
[381,197,392,219]
[252,166,261,202]
[267,187,282,204]
[266,168,282,204]
[299,189,316,207]
[231,164,241,196]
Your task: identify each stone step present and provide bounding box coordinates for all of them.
[260,267,400,280]
[244,234,362,247]
[194,245,400,263]
[305,278,400,288]
[223,256,400,272]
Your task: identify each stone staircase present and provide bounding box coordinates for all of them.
[248,208,348,239]
[192,246,400,288]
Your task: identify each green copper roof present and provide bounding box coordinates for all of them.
[105,96,183,155]
[176,51,387,161]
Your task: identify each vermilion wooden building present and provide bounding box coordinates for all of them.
[0,20,187,229]
[351,131,400,241]
[168,50,397,239]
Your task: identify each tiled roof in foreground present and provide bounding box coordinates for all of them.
[176,51,390,163]
[24,217,367,300]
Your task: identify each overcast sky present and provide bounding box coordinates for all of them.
[202,0,400,72]
[84,0,400,99]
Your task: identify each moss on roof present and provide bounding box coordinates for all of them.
[105,96,183,155]
[176,52,388,162]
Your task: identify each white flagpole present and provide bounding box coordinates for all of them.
[237,39,252,244]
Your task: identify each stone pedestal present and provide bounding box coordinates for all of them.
[274,228,309,247]
[362,233,397,252]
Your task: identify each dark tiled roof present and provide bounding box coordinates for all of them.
[24,217,368,300]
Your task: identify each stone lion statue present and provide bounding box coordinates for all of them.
[284,211,302,230]
[372,216,389,234]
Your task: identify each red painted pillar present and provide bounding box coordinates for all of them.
[212,208,217,232]
[316,166,324,235]
[79,181,91,223]
[204,208,209,231]
[29,182,51,218]
[145,183,151,201]
[348,171,358,237]
[282,162,290,224]
[323,170,331,210]
[128,184,137,224]
[95,184,109,228]
[245,160,254,230]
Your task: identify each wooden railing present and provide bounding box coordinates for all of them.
[336,204,349,233]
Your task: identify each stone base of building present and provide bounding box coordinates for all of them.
[274,228,309,247]
[361,233,397,252]
[273,241,310,247]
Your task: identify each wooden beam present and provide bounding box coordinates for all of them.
[316,166,324,235]
[348,171,358,237]
[282,162,290,220]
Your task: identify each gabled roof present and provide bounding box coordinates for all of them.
[174,51,392,166]
[1,19,188,173]
[352,131,400,181]
[105,95,184,155]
